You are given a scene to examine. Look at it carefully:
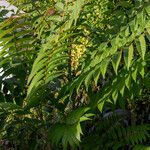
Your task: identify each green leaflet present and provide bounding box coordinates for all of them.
[0,37,14,46]
[132,67,138,81]
[97,87,112,109]
[100,57,110,78]
[45,71,63,84]
[97,100,105,112]
[27,69,45,96]
[145,5,150,16]
[136,11,145,27]
[0,19,15,30]
[111,36,120,49]
[76,123,82,141]
[14,30,31,37]
[137,61,145,78]
[80,113,94,122]
[97,42,108,54]
[83,56,110,91]
[124,26,130,37]
[118,77,125,96]
[93,67,101,86]
[125,75,131,90]
[89,54,102,68]
[47,62,64,72]
[47,56,68,69]
[64,0,85,30]
[0,102,21,110]
[27,58,47,84]
[112,51,122,74]
[129,18,139,33]
[84,62,102,91]
[0,28,14,39]
[73,0,85,25]
[55,2,64,11]
[133,145,150,150]
[135,34,146,60]
[84,69,95,91]
[146,27,150,41]
[112,90,118,104]
[124,44,134,70]
[73,72,86,93]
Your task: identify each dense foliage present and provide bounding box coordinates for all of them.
[0,0,150,149]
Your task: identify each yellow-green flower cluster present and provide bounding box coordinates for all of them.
[71,37,88,70]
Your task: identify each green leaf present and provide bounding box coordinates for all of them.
[146,27,150,41]
[80,113,94,122]
[97,100,105,112]
[112,51,122,74]
[27,58,47,84]
[132,68,138,81]
[138,62,145,78]
[145,5,150,16]
[136,11,144,27]
[72,0,85,25]
[84,69,95,91]
[93,68,101,86]
[100,58,110,78]
[55,2,64,11]
[112,90,118,104]
[125,75,131,89]
[135,34,146,60]
[0,102,21,110]
[27,69,45,95]
[124,44,134,70]
[119,78,125,96]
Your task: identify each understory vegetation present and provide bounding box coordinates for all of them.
[0,0,150,149]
